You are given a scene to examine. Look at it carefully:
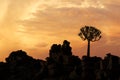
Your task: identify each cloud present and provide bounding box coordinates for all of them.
[20,0,120,57]
[21,6,119,30]
[20,0,120,39]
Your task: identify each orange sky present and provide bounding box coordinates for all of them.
[0,0,120,61]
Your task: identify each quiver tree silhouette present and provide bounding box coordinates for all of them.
[78,26,101,57]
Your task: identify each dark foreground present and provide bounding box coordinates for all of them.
[0,40,120,80]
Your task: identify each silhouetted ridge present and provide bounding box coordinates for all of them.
[4,50,46,80]
[0,40,119,80]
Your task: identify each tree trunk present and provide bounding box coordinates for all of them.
[87,40,90,57]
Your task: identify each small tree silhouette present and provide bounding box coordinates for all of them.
[78,26,101,57]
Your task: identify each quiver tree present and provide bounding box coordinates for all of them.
[78,26,101,57]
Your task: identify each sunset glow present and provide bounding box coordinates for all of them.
[0,0,120,61]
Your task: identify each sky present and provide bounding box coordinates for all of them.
[0,0,120,61]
